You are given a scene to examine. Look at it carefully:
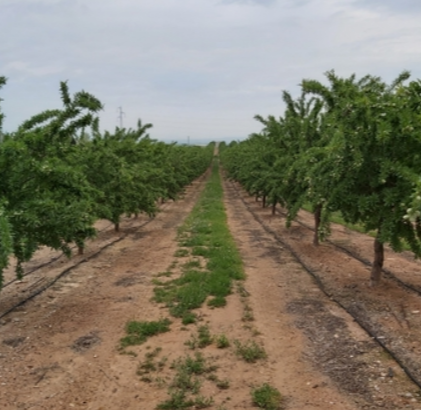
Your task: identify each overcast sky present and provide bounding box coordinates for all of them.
[1,0,421,143]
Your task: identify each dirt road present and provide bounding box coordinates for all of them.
[0,169,420,409]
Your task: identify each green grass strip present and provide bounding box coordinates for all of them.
[154,159,245,321]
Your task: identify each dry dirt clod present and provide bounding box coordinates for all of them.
[2,337,26,348]
[71,333,101,353]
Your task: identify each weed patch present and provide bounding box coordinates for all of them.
[156,271,173,278]
[185,325,214,349]
[182,312,197,325]
[174,248,189,257]
[137,347,167,378]
[156,390,195,410]
[154,161,244,319]
[242,303,255,322]
[208,296,227,308]
[234,339,267,363]
[215,334,230,349]
[157,353,217,409]
[251,383,283,410]
[120,318,171,348]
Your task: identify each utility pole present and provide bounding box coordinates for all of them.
[117,107,125,128]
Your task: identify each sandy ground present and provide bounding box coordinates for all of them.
[0,170,420,409]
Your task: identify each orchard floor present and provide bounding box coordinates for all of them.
[0,170,421,409]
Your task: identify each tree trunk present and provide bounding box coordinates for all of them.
[272,202,276,215]
[313,204,322,246]
[262,195,266,208]
[114,222,120,232]
[77,245,84,255]
[370,236,384,286]
[255,196,259,202]
[134,213,139,219]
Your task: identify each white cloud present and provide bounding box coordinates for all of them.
[0,0,421,140]
[3,61,64,79]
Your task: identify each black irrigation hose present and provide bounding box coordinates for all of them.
[274,207,421,297]
[0,211,168,317]
[0,235,124,321]
[0,217,153,320]
[2,222,116,290]
[227,180,421,391]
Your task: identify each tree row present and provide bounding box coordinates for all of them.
[220,71,421,285]
[0,79,213,287]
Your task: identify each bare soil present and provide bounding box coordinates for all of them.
[1,171,421,410]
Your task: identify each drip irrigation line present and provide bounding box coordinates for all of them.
[228,180,421,391]
[274,207,421,297]
[0,236,123,321]
[2,222,115,289]
[0,208,163,317]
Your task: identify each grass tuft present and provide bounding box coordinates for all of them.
[234,339,267,363]
[251,383,283,410]
[215,334,230,349]
[120,318,171,348]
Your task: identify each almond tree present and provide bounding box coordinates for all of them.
[303,71,421,285]
[0,77,13,286]
[0,82,102,279]
[255,92,325,243]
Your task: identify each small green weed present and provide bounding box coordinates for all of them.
[155,377,167,389]
[182,312,197,325]
[237,283,250,298]
[193,395,214,408]
[216,379,230,390]
[172,372,201,394]
[251,383,283,410]
[183,259,202,269]
[208,374,230,389]
[145,347,162,359]
[157,271,173,278]
[185,325,213,349]
[242,304,254,322]
[207,296,227,308]
[137,348,164,376]
[185,336,197,350]
[174,248,189,257]
[197,325,213,348]
[207,373,218,382]
[120,318,171,348]
[152,278,167,286]
[216,334,230,349]
[119,349,137,357]
[173,352,209,375]
[137,360,156,374]
[234,340,267,363]
[156,389,195,410]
